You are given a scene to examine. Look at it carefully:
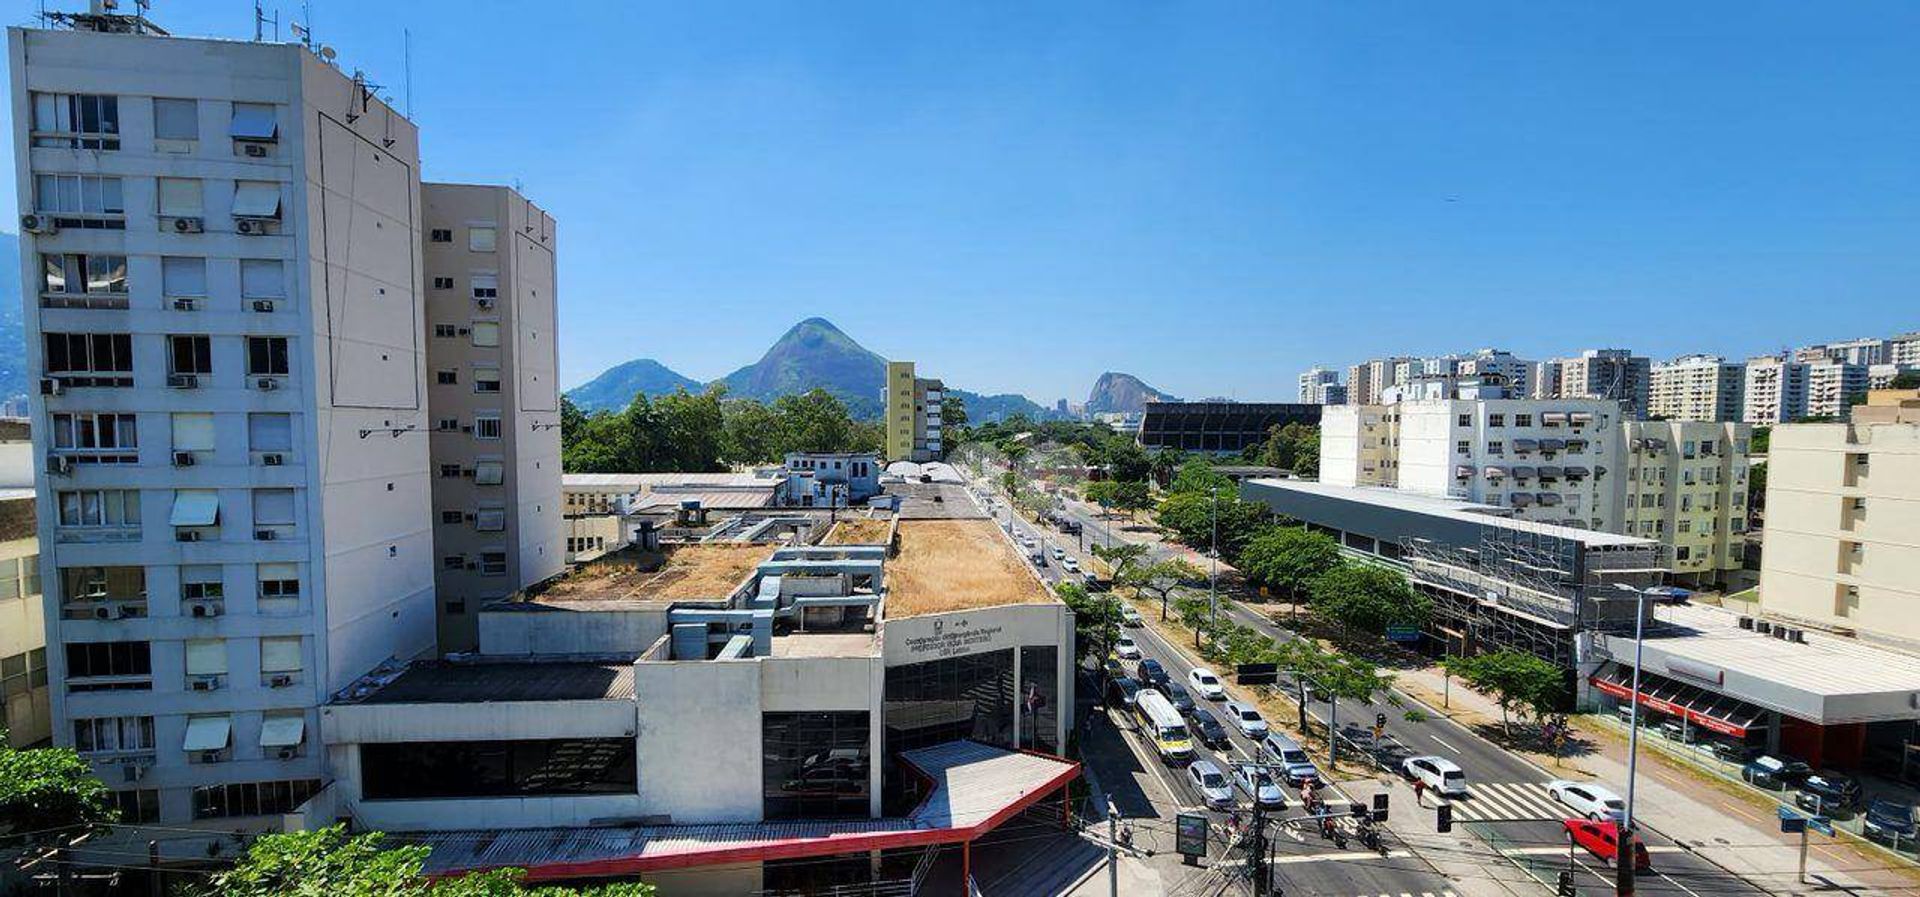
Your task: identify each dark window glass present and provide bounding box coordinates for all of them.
[763,711,870,820]
[248,337,289,376]
[191,779,321,819]
[882,649,1014,810]
[360,738,636,800]
[1019,646,1059,754]
[763,854,876,894]
[110,789,160,823]
[169,335,212,374]
[65,640,151,678]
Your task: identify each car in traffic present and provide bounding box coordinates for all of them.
[1223,701,1269,740]
[1231,762,1287,809]
[1795,774,1863,817]
[1108,676,1143,708]
[1114,636,1143,660]
[1187,667,1227,701]
[1402,755,1469,798]
[1742,755,1813,790]
[1137,658,1171,688]
[1259,735,1320,786]
[1162,682,1196,714]
[1051,546,1065,560]
[1563,819,1650,872]
[1118,604,1143,627]
[1100,657,1125,680]
[1188,709,1231,749]
[1864,799,1916,845]
[1062,557,1080,574]
[1548,780,1627,823]
[1187,760,1236,810]
[1084,571,1110,592]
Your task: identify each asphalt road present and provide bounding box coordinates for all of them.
[1032,491,1772,897]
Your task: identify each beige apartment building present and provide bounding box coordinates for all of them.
[1316,404,1398,487]
[1760,390,1920,646]
[0,420,49,748]
[1649,355,1744,422]
[884,360,942,462]
[1616,421,1752,587]
[423,184,564,652]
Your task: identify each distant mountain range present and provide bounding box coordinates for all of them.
[1085,371,1179,414]
[566,317,1067,423]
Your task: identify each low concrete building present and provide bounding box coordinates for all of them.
[783,451,881,505]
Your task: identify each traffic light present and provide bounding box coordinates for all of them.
[1372,792,1389,823]
[1556,870,1576,897]
[1436,802,1452,833]
[1375,712,1387,728]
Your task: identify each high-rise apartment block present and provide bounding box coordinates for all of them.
[1649,355,1745,422]
[883,360,942,462]
[1806,361,1869,422]
[1391,397,1623,532]
[421,184,563,652]
[1456,348,1534,395]
[1743,356,1810,424]
[1890,332,1920,367]
[1617,421,1751,585]
[1298,366,1345,404]
[1543,348,1651,418]
[1346,356,1415,405]
[1316,404,1397,487]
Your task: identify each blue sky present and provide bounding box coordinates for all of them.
[8,1,1917,404]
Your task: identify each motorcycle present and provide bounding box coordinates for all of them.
[1357,823,1384,854]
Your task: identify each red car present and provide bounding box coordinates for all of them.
[1563,819,1651,871]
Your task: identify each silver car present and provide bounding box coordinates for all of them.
[1224,701,1269,740]
[1187,760,1236,810]
[1232,762,1287,809]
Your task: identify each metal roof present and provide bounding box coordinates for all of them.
[563,473,782,489]
[1243,478,1653,548]
[340,661,636,705]
[406,740,1077,880]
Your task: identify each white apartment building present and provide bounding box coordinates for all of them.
[1890,332,1920,367]
[1616,421,1751,586]
[1744,356,1810,424]
[1544,348,1651,419]
[1298,366,1344,404]
[1456,348,1534,396]
[1806,361,1868,422]
[1870,364,1920,390]
[1347,356,1415,406]
[1798,338,1887,367]
[1649,355,1744,422]
[1394,398,1623,531]
[423,183,563,653]
[1316,404,1398,487]
[13,20,437,839]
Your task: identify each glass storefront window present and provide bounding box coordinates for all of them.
[762,711,871,820]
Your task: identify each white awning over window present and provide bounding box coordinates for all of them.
[170,490,220,527]
[232,181,281,218]
[260,636,303,673]
[182,715,231,752]
[259,714,305,748]
[229,103,278,141]
[475,507,506,532]
[185,639,227,675]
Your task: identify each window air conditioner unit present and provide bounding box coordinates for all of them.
[45,455,73,476]
[188,600,223,618]
[251,299,276,312]
[475,298,495,310]
[256,377,280,391]
[170,296,199,311]
[114,604,139,619]
[261,453,285,466]
[93,606,112,620]
[255,529,277,541]
[189,676,221,692]
[169,216,204,234]
[268,674,293,688]
[19,213,55,234]
[243,143,270,158]
[172,451,196,467]
[235,217,270,236]
[167,373,200,389]
[175,530,201,543]
[199,750,224,763]
[39,377,65,396]
[276,747,298,760]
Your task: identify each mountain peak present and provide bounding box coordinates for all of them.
[1085,371,1179,414]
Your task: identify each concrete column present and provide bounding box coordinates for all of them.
[1766,711,1782,754]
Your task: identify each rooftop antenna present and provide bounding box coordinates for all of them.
[253,0,279,42]
[403,28,413,119]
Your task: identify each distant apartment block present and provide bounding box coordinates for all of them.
[1392,397,1624,532]
[1890,333,1920,367]
[1617,421,1752,586]
[1649,355,1745,422]
[422,184,564,653]
[1543,349,1651,419]
[1796,337,1887,367]
[13,20,437,838]
[1806,361,1868,422]
[1298,366,1345,404]
[1456,348,1534,396]
[1316,404,1397,487]
[1743,356,1810,424]
[1347,356,1415,406]
[884,361,942,462]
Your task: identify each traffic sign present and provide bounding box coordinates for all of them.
[1236,662,1280,685]
[1810,816,1834,836]
[1386,625,1421,643]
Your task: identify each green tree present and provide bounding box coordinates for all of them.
[1083,479,1121,511]
[654,385,727,472]
[941,395,969,433]
[1128,558,1205,622]
[1168,459,1235,496]
[1893,372,1920,390]
[774,389,858,454]
[719,399,782,465]
[1272,638,1386,758]
[1103,441,1152,483]
[1238,526,1341,602]
[0,744,116,847]
[1055,581,1120,664]
[1747,461,1768,521]
[1111,480,1154,520]
[1256,422,1320,473]
[1147,448,1184,486]
[1441,650,1564,738]
[1309,563,1429,636]
[1089,542,1149,580]
[1749,426,1770,455]
[201,826,654,897]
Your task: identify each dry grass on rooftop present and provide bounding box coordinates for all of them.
[887,519,1055,618]
[539,543,772,603]
[825,517,894,545]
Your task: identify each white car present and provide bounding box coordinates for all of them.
[1223,701,1269,740]
[1187,667,1227,701]
[1118,605,1143,627]
[1548,779,1627,822]
[1051,546,1066,560]
[1187,760,1236,810]
[1114,636,1143,660]
[1403,755,1468,797]
[1062,557,1081,574]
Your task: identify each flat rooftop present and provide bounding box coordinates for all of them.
[824,517,893,545]
[1243,478,1653,548]
[341,661,636,705]
[534,544,774,605]
[562,472,781,489]
[886,519,1055,619]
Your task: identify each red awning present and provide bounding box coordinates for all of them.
[1590,665,1763,738]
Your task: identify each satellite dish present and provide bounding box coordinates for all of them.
[320,45,337,60]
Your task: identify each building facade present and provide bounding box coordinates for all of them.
[0,419,49,748]
[1456,348,1534,396]
[1547,349,1651,419]
[1316,404,1397,487]
[883,360,942,462]
[1743,356,1809,424]
[1649,355,1744,422]
[1393,398,1624,531]
[1615,421,1751,586]
[1805,361,1868,422]
[1137,401,1322,454]
[13,22,439,837]
[1298,366,1344,404]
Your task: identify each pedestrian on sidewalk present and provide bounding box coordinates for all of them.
[1413,778,1426,808]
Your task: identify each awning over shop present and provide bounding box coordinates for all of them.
[1590,663,1766,738]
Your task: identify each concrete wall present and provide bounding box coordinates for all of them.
[477,606,672,656]
[634,657,762,823]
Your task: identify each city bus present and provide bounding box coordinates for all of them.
[1134,689,1194,764]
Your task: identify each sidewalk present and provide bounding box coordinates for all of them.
[1395,665,1920,895]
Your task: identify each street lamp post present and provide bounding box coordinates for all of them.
[1206,486,1220,650]
[1611,582,1669,897]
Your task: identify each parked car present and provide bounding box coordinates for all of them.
[1231,762,1286,809]
[1118,604,1143,627]
[1188,667,1227,701]
[1062,557,1081,574]
[1260,735,1321,786]
[1742,755,1812,790]
[1101,657,1125,681]
[1656,718,1693,742]
[1114,637,1143,660]
[1548,780,1627,823]
[1162,682,1196,714]
[1187,760,1237,810]
[1864,799,1916,845]
[1402,755,1469,798]
[1708,740,1757,764]
[1137,659,1170,688]
[1109,676,1143,708]
[1795,774,1863,817]
[1224,701,1269,740]
[1188,709,1231,749]
[1563,820,1650,872]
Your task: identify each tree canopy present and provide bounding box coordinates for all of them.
[1055,581,1121,664]
[199,826,654,897]
[0,743,116,847]
[1442,650,1565,736]
[1238,526,1341,599]
[1308,562,1429,635]
[561,387,883,473]
[1256,422,1321,475]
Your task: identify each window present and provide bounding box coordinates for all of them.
[475,507,506,532]
[65,641,150,680]
[1457,414,1471,427]
[253,489,296,527]
[249,413,293,452]
[469,226,497,252]
[473,368,501,394]
[169,335,213,375]
[247,337,290,376]
[440,464,463,478]
[59,566,141,605]
[230,103,279,142]
[51,412,137,462]
[44,333,133,384]
[429,229,452,243]
[440,511,464,525]
[258,563,300,612]
[1515,414,1533,427]
[480,552,508,576]
[762,712,872,819]
[360,739,636,799]
[157,177,203,217]
[445,599,467,615]
[437,418,459,432]
[432,276,454,290]
[73,716,155,754]
[182,566,223,601]
[192,780,322,820]
[1487,441,1504,456]
[442,555,465,571]
[163,256,208,298]
[56,489,141,528]
[111,790,160,824]
[475,416,503,440]
[470,322,501,347]
[473,461,505,485]
[232,181,281,219]
[240,259,284,298]
[260,637,302,674]
[32,93,120,149]
[172,412,215,452]
[153,98,198,143]
[185,640,227,677]
[1488,414,1506,427]
[1455,440,1471,455]
[433,324,458,338]
[41,253,129,306]
[436,370,458,385]
[34,174,125,226]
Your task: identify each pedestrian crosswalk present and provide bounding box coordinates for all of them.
[1442,781,1570,822]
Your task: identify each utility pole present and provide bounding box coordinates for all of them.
[1208,486,1220,646]
[1107,798,1120,897]
[1250,794,1269,897]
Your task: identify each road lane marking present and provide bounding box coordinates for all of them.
[1502,845,1686,856]
[1267,849,1414,865]
[1429,734,1459,752]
